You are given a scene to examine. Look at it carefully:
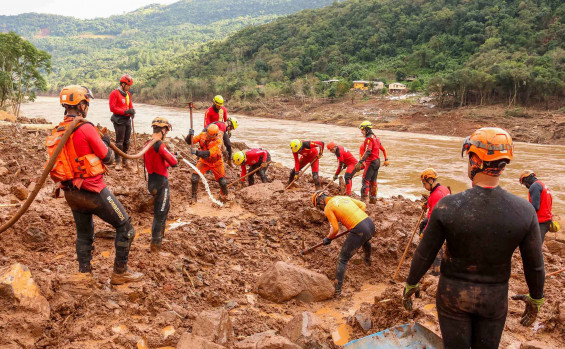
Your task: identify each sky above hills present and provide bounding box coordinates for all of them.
[1,0,178,19]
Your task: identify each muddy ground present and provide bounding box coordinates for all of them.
[0,121,564,348]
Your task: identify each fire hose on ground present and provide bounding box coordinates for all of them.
[178,150,224,207]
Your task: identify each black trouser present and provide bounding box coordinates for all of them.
[148,174,170,246]
[539,221,551,242]
[437,276,508,349]
[248,153,271,185]
[112,118,132,164]
[419,217,442,271]
[64,187,134,273]
[361,159,380,198]
[336,217,375,290]
[223,131,232,160]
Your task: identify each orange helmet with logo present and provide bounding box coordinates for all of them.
[420,168,438,183]
[60,85,94,106]
[151,117,172,131]
[519,170,536,185]
[207,124,219,137]
[461,127,513,162]
[120,74,133,86]
[327,142,337,151]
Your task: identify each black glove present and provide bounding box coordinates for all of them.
[323,237,332,246]
[402,284,421,311]
[354,161,363,172]
[511,294,545,327]
[124,108,135,116]
[333,175,339,181]
[195,150,210,159]
[101,134,111,146]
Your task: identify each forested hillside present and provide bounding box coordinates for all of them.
[0,0,338,94]
[166,0,565,106]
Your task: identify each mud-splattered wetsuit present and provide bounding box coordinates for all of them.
[239,148,270,185]
[288,141,324,188]
[324,196,376,292]
[407,186,545,349]
[359,130,386,199]
[144,140,178,246]
[528,180,553,242]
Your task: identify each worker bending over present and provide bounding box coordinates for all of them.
[233,148,271,186]
[327,142,358,195]
[289,139,324,189]
[519,170,556,242]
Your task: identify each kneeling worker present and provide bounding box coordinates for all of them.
[233,148,271,186]
[311,191,376,297]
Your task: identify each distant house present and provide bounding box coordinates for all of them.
[388,82,407,93]
[353,80,385,91]
[323,79,340,84]
[405,75,418,82]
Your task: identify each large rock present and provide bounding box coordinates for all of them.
[256,262,334,303]
[304,208,325,223]
[192,308,234,346]
[0,263,50,317]
[177,332,226,349]
[234,331,300,349]
[281,311,330,348]
[12,183,29,201]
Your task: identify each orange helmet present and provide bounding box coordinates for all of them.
[311,190,327,207]
[519,170,536,185]
[120,74,133,85]
[151,117,172,131]
[327,142,337,151]
[207,124,219,137]
[60,85,94,106]
[461,127,513,162]
[420,168,438,183]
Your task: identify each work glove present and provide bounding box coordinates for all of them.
[185,129,195,145]
[384,159,390,166]
[323,237,332,246]
[355,161,363,172]
[124,108,136,116]
[511,294,545,327]
[101,133,111,147]
[402,283,420,311]
[333,175,339,181]
[318,153,323,159]
[195,150,210,159]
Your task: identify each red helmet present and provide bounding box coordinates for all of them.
[120,74,133,86]
[327,142,337,151]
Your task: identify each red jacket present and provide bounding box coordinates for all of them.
[204,105,227,127]
[334,146,357,175]
[360,133,387,163]
[427,184,451,219]
[240,148,269,179]
[529,180,553,223]
[109,89,133,118]
[144,140,178,178]
[210,121,227,133]
[293,141,323,172]
[70,120,110,193]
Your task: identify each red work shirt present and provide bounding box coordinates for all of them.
[529,180,553,223]
[109,89,133,118]
[204,105,227,127]
[334,146,357,175]
[426,184,451,219]
[144,140,178,178]
[293,141,323,172]
[71,120,110,193]
[360,133,387,162]
[240,148,269,179]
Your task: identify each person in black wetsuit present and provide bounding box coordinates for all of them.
[402,127,545,349]
[519,170,554,242]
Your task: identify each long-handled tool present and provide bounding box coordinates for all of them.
[302,230,351,255]
[187,102,195,153]
[131,118,140,174]
[285,157,319,190]
[227,161,272,188]
[547,268,565,277]
[0,203,21,208]
[322,168,345,191]
[391,208,426,283]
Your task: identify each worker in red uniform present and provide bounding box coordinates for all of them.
[355,121,388,203]
[419,168,451,275]
[143,117,178,253]
[207,116,239,161]
[109,74,135,170]
[54,85,142,285]
[232,148,271,186]
[327,142,358,195]
[204,95,228,127]
[519,170,554,242]
[311,191,376,296]
[289,139,325,189]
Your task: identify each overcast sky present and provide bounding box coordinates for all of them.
[1,0,179,19]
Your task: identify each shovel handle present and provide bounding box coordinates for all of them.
[285,157,318,190]
[301,230,351,255]
[227,161,272,188]
[392,209,426,282]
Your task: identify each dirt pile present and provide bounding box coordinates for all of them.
[0,121,564,348]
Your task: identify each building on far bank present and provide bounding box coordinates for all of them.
[353,80,385,91]
[388,82,407,93]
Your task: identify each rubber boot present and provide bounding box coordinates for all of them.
[334,280,342,298]
[287,169,296,186]
[369,196,377,204]
[114,153,123,171]
[191,174,199,204]
[313,172,321,190]
[369,183,377,204]
[110,268,144,285]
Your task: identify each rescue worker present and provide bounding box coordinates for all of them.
[519,170,554,242]
[312,191,376,296]
[233,148,271,186]
[109,74,135,171]
[57,85,142,285]
[204,95,227,127]
[208,116,239,161]
[289,139,325,189]
[419,168,450,276]
[143,117,178,253]
[402,127,545,349]
[327,142,358,195]
[186,124,227,202]
[355,121,388,203]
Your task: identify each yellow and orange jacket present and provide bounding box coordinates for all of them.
[324,196,368,238]
[192,132,223,164]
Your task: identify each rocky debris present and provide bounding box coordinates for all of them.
[0,167,8,176]
[12,183,29,201]
[177,332,227,349]
[559,302,565,324]
[348,310,372,332]
[281,311,330,348]
[239,180,285,203]
[545,240,565,258]
[234,331,300,349]
[192,308,234,346]
[24,227,46,243]
[304,207,325,223]
[256,261,334,303]
[520,340,554,349]
[0,263,50,317]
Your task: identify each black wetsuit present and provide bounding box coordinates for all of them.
[336,217,375,292]
[407,185,545,349]
[148,174,170,246]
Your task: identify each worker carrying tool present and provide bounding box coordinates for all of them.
[402,127,545,349]
[208,116,239,161]
[186,124,227,202]
[289,139,325,189]
[51,85,142,285]
[233,148,271,186]
[327,142,358,195]
[312,191,376,297]
[204,95,228,127]
[143,117,178,253]
[419,168,450,276]
[109,74,135,171]
[519,170,557,242]
[355,121,388,203]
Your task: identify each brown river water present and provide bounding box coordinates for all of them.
[21,97,565,218]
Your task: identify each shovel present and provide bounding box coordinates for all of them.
[301,230,351,255]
